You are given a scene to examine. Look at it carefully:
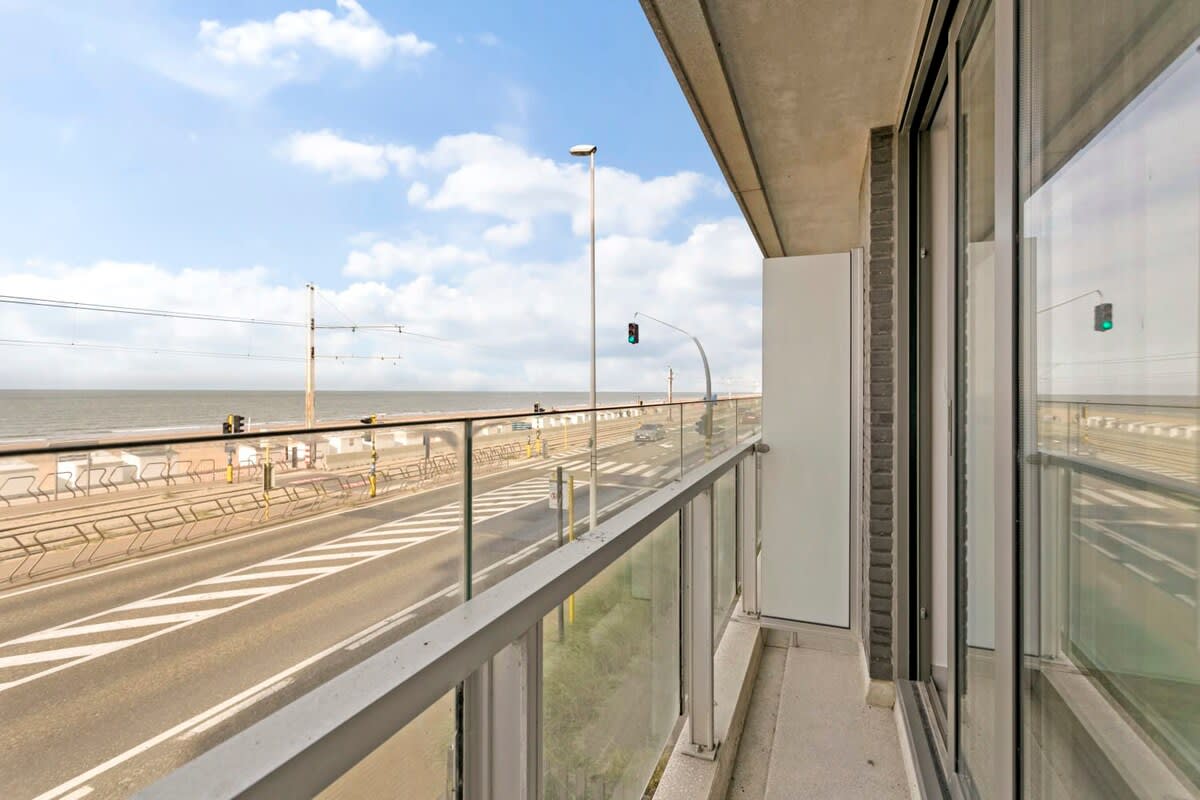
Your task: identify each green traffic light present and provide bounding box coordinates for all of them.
[628,335,635,343]
[1101,320,1112,331]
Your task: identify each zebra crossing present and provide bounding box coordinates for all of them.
[1072,484,1198,512]
[0,478,554,693]
[553,456,678,480]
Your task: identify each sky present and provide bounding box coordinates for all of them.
[1027,40,1199,397]
[0,0,762,394]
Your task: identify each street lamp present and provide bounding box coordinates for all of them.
[570,143,598,532]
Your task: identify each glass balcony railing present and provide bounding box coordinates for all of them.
[0,397,759,799]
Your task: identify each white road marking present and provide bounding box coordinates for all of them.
[125,587,291,609]
[309,537,434,551]
[0,640,136,670]
[345,525,449,538]
[181,678,296,738]
[1122,563,1159,583]
[1105,489,1164,509]
[56,788,93,800]
[12,611,217,644]
[262,551,394,566]
[345,614,416,651]
[199,568,335,585]
[1077,488,1118,505]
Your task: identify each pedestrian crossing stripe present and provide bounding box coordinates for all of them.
[0,477,557,693]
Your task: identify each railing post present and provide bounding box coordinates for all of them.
[462,623,543,800]
[462,663,490,799]
[683,487,717,759]
[463,421,473,602]
[739,458,760,617]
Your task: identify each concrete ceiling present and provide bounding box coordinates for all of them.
[642,0,926,257]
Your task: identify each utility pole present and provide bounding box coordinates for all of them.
[305,283,316,467]
[667,366,675,420]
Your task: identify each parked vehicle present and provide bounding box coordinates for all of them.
[634,423,667,443]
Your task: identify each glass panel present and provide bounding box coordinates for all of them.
[319,691,455,799]
[470,406,682,591]
[1021,2,1200,796]
[0,419,464,797]
[543,513,680,800]
[736,396,763,442]
[955,4,997,796]
[713,472,737,642]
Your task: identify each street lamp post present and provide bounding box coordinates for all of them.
[570,143,599,532]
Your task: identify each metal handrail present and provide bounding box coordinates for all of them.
[135,436,760,799]
[0,397,753,459]
[1034,450,1199,501]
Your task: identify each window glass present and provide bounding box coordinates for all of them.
[956,4,997,797]
[1021,2,1200,797]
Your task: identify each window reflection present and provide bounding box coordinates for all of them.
[1022,1,1200,795]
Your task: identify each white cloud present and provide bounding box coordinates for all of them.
[406,181,430,205]
[0,218,761,393]
[342,237,489,278]
[476,32,501,47]
[279,130,416,181]
[483,220,533,248]
[198,0,433,72]
[423,133,709,236]
[281,130,713,235]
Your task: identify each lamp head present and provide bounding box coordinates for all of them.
[569,144,597,157]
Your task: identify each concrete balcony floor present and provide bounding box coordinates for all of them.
[726,629,913,799]
[658,621,915,799]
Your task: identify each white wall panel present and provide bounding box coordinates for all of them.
[761,253,851,627]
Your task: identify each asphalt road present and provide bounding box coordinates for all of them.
[0,431,718,799]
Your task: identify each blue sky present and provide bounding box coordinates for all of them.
[0,0,762,393]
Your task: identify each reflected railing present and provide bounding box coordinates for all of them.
[1033,448,1200,793]
[1036,397,1199,485]
[0,397,758,799]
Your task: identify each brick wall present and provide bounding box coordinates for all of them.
[864,127,896,682]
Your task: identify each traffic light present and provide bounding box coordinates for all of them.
[1094,302,1113,332]
[627,322,639,344]
[222,416,232,434]
[231,414,246,433]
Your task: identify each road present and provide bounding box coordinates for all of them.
[0,426,735,799]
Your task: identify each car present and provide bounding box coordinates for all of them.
[634,423,667,442]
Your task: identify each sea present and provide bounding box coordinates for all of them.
[0,390,687,443]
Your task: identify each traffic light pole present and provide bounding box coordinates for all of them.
[633,312,713,451]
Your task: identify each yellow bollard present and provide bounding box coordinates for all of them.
[263,443,271,520]
[567,474,576,624]
[369,441,378,498]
